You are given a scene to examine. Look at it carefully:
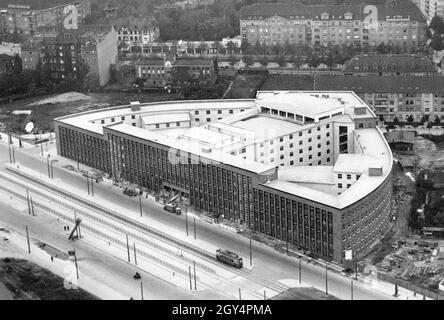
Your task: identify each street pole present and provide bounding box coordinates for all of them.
[47,156,50,178]
[25,226,31,254]
[299,258,302,284]
[30,197,35,216]
[74,211,79,238]
[11,146,15,163]
[188,266,192,290]
[325,263,328,295]
[185,212,189,236]
[193,260,197,290]
[50,161,54,179]
[141,282,144,300]
[91,177,94,196]
[139,196,142,217]
[126,234,130,263]
[193,217,196,240]
[351,280,354,300]
[26,189,31,215]
[355,251,358,280]
[249,234,252,266]
[86,172,90,195]
[264,290,266,300]
[40,143,43,157]
[133,242,138,266]
[74,251,79,279]
[239,288,241,300]
[8,144,12,163]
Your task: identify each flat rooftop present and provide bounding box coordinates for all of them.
[232,115,301,142]
[263,127,392,209]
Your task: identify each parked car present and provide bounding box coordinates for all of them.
[164,203,182,215]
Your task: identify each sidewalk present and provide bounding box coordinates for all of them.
[9,144,439,300]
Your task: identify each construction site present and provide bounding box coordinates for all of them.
[362,131,444,295]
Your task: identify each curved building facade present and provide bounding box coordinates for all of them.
[55,91,393,263]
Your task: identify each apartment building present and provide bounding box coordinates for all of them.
[414,0,444,23]
[135,55,216,88]
[0,0,91,38]
[343,54,438,76]
[113,16,159,52]
[240,1,427,49]
[315,75,444,122]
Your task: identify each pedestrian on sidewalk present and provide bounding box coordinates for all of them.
[51,256,53,262]
[64,226,66,231]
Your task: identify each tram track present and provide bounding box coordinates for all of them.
[2,166,292,295]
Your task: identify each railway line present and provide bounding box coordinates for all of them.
[0,167,292,296]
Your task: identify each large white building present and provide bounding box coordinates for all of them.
[55,91,393,263]
[413,0,444,23]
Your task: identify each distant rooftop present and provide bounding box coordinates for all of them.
[0,0,83,10]
[343,54,437,74]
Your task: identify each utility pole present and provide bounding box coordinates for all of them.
[351,280,354,300]
[139,195,142,217]
[249,234,252,266]
[325,263,328,295]
[50,160,54,179]
[47,155,51,178]
[26,189,31,215]
[86,172,90,195]
[91,177,94,196]
[264,290,266,300]
[189,266,192,290]
[133,242,138,266]
[185,212,189,236]
[8,144,12,163]
[239,288,241,300]
[11,146,15,163]
[30,197,35,216]
[25,226,31,254]
[299,257,302,284]
[193,217,196,240]
[140,282,144,300]
[74,251,79,279]
[74,211,79,238]
[126,234,130,263]
[40,143,43,157]
[193,261,197,290]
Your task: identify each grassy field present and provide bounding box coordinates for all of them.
[0,258,99,300]
[260,75,315,91]
[224,75,267,99]
[0,91,182,134]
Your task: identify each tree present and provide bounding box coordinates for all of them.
[227,55,238,66]
[393,116,399,126]
[242,55,254,67]
[427,121,434,129]
[258,55,269,67]
[276,54,287,67]
[226,41,236,55]
[308,53,320,69]
[407,114,414,123]
[434,115,441,125]
[240,39,250,55]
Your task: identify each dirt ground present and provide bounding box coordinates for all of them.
[270,287,339,300]
[223,75,266,99]
[0,91,182,134]
[0,258,99,300]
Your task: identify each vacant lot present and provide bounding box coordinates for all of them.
[260,75,315,91]
[0,91,182,134]
[224,75,267,99]
[0,258,99,300]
